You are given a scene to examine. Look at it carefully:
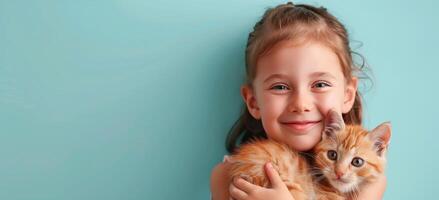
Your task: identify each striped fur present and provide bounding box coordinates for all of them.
[228,111,391,200]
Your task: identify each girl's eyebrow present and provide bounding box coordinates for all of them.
[263,74,289,83]
[263,72,336,83]
[310,72,337,80]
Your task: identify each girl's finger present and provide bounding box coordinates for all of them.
[229,182,248,200]
[264,162,284,188]
[233,177,258,193]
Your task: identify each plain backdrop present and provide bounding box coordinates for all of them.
[1,0,438,199]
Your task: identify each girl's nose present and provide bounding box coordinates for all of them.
[288,89,313,113]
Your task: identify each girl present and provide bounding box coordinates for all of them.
[210,2,386,200]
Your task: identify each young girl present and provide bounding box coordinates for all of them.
[210,2,386,200]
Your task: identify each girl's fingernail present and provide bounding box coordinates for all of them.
[267,162,272,169]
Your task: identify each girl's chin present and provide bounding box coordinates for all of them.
[285,134,321,151]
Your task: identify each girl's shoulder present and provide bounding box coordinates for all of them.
[210,155,232,200]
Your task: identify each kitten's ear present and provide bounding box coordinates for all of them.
[323,109,345,140]
[369,122,392,156]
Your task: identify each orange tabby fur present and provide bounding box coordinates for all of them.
[228,110,391,200]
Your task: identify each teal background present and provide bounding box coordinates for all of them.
[0,0,437,199]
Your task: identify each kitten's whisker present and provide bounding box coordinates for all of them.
[312,175,327,183]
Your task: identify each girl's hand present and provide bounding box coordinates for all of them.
[229,162,294,200]
[353,173,387,200]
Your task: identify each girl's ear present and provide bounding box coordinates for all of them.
[342,77,358,114]
[241,85,261,119]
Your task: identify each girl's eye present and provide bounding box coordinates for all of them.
[313,81,331,88]
[271,84,289,90]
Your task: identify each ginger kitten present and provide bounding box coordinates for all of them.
[228,110,391,200]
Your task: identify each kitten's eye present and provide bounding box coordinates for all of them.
[327,150,337,160]
[351,157,364,167]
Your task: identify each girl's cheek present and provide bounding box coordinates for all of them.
[315,93,343,115]
[261,94,287,116]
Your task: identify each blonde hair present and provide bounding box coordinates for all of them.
[226,2,370,153]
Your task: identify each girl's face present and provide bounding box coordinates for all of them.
[241,40,358,151]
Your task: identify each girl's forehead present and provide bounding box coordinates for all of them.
[255,41,344,82]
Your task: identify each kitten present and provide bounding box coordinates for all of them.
[228,110,391,200]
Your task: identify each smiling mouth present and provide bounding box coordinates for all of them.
[282,120,321,133]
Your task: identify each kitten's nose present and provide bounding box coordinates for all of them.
[336,171,344,179]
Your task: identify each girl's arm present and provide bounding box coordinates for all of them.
[210,162,231,200]
[210,162,294,200]
[211,162,386,200]
[353,174,387,200]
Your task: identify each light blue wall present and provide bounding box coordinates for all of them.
[0,0,437,199]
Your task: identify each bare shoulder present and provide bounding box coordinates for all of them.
[210,161,231,200]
